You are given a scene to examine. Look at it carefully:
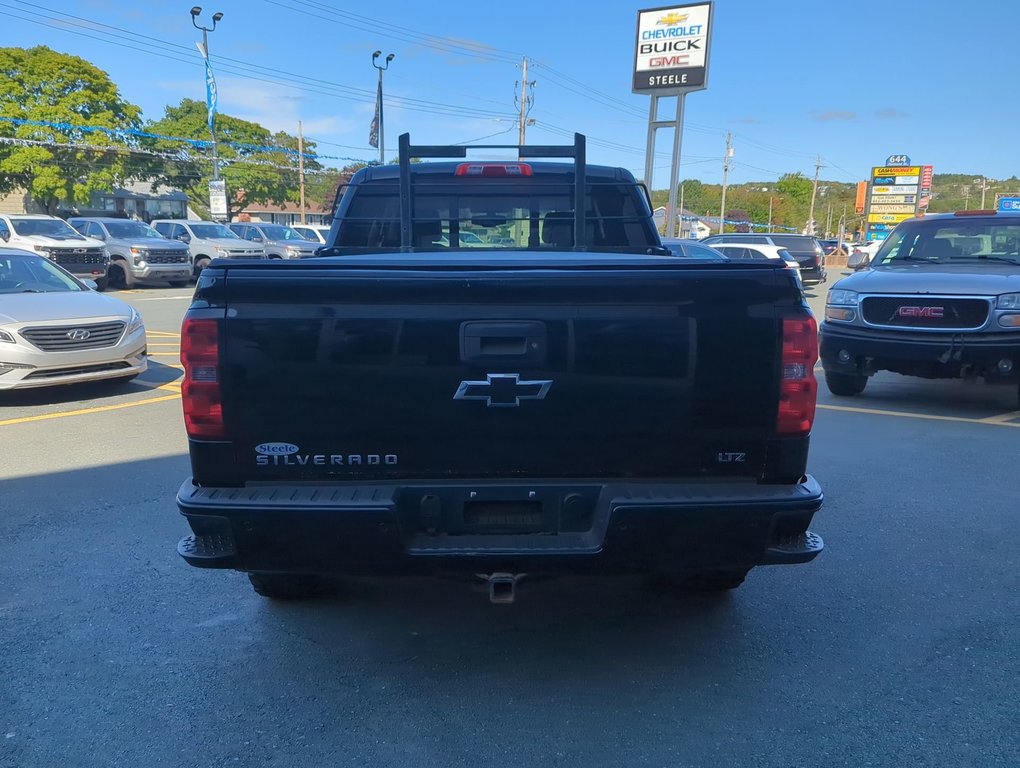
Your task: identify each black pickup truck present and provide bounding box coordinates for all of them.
[176,134,823,603]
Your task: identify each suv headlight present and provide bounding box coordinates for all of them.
[996,293,1020,310]
[827,289,859,306]
[825,289,859,322]
[215,247,229,257]
[33,244,51,253]
[285,245,301,256]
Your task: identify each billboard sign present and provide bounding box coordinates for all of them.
[633,3,712,92]
[865,160,930,240]
[997,197,1020,212]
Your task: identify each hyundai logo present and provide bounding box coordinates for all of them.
[66,328,91,341]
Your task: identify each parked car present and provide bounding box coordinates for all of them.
[0,214,109,290]
[702,233,828,285]
[848,240,883,270]
[291,224,331,245]
[228,222,319,259]
[820,210,1020,403]
[0,248,146,390]
[709,242,803,287]
[150,220,265,277]
[175,134,823,602]
[68,217,191,289]
[660,238,728,260]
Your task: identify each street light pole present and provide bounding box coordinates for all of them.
[372,51,395,165]
[190,7,223,182]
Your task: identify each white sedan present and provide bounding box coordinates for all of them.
[0,248,147,390]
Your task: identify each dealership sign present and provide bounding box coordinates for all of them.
[633,3,712,92]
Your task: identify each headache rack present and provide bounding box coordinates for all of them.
[397,132,587,253]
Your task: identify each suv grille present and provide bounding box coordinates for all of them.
[20,321,126,351]
[861,296,990,329]
[50,248,108,266]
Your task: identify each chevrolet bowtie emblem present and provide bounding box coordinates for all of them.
[453,373,552,408]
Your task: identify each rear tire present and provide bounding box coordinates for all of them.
[825,371,868,396]
[247,572,330,600]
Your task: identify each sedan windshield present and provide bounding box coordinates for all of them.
[875,219,1020,266]
[189,223,239,239]
[105,221,166,240]
[0,253,84,293]
[10,218,84,239]
[259,225,306,241]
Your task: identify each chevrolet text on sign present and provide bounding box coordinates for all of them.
[633,3,712,91]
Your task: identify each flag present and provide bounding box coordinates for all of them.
[368,78,381,149]
[197,42,218,135]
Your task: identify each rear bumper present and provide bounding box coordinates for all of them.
[820,322,1020,382]
[176,476,824,576]
[799,263,827,284]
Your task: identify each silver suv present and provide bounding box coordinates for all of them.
[69,217,191,289]
[150,220,265,278]
[228,222,319,259]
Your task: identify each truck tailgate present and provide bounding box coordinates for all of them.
[211,262,790,482]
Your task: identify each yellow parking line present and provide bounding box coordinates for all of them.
[0,392,181,428]
[979,410,1020,424]
[146,331,181,338]
[146,342,181,347]
[818,403,1020,428]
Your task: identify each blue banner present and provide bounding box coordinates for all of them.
[205,57,218,134]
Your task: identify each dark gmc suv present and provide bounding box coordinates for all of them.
[703,233,828,285]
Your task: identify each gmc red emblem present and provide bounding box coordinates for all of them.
[898,306,945,318]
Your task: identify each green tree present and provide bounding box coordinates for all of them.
[0,46,145,214]
[143,99,320,220]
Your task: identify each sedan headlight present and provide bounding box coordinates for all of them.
[127,308,144,334]
[827,289,860,306]
[0,329,15,343]
[996,293,1020,310]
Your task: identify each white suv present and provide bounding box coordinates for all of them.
[709,241,803,286]
[0,214,110,290]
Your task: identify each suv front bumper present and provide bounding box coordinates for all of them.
[176,476,824,576]
[820,322,1020,382]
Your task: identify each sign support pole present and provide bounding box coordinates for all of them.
[643,94,658,199]
[666,93,686,238]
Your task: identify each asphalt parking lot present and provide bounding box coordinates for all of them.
[2,282,1018,768]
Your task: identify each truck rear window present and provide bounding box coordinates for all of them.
[336,179,658,253]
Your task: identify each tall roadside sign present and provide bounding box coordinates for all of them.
[864,154,932,242]
[635,3,713,237]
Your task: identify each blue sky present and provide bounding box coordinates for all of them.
[4,0,1018,187]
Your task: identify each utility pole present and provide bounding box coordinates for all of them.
[767,196,774,231]
[516,57,535,148]
[718,131,732,234]
[975,177,990,209]
[825,201,833,238]
[807,155,823,236]
[297,120,306,224]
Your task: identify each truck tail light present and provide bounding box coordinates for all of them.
[777,316,818,437]
[455,163,532,177]
[181,317,224,439]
